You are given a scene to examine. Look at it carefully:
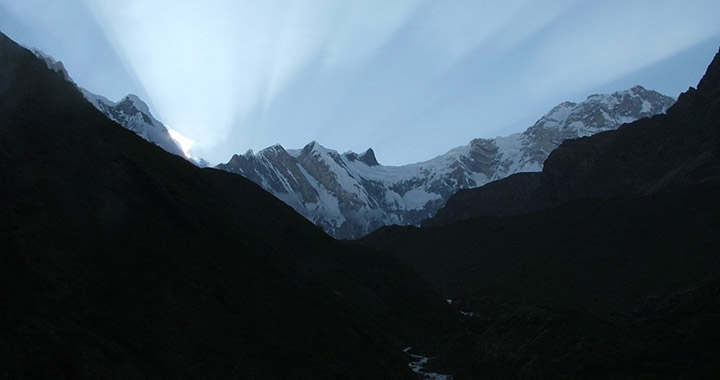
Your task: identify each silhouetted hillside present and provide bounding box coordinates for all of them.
[361,47,720,379]
[0,32,457,380]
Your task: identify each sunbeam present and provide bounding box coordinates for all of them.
[3,0,719,165]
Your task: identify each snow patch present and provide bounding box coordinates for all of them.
[403,347,453,380]
[402,188,441,211]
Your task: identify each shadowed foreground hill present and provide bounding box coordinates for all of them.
[360,47,720,379]
[0,33,456,379]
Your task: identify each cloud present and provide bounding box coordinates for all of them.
[520,0,720,97]
[81,0,426,149]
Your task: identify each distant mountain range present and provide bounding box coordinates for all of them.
[31,49,676,240]
[6,29,720,380]
[359,46,720,379]
[218,87,675,239]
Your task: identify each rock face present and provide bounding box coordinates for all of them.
[219,86,675,239]
[427,48,720,227]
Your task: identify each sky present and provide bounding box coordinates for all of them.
[1,1,719,165]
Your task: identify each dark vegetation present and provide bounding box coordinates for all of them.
[360,47,720,378]
[0,33,457,379]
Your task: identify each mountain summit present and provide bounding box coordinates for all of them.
[81,89,186,157]
[427,48,720,227]
[30,49,185,158]
[219,86,675,239]
[1,31,455,380]
[359,46,720,379]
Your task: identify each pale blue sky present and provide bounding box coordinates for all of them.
[2,0,719,165]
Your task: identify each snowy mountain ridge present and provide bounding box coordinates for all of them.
[80,89,185,157]
[218,86,675,239]
[31,49,185,158]
[28,51,674,239]
[32,48,72,81]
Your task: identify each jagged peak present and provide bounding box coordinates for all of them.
[588,85,660,103]
[527,85,674,135]
[345,148,380,166]
[359,148,379,166]
[629,84,647,93]
[120,94,152,115]
[258,143,288,156]
[587,89,628,102]
[614,85,656,99]
[302,140,333,155]
[575,85,670,106]
[304,140,322,149]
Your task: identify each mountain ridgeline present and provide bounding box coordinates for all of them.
[426,52,720,226]
[33,48,676,240]
[0,32,458,379]
[34,50,185,158]
[5,26,720,379]
[359,47,720,378]
[81,90,186,158]
[218,87,674,239]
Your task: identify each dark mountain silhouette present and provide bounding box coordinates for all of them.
[6,25,720,379]
[360,47,720,379]
[0,32,458,379]
[426,47,720,227]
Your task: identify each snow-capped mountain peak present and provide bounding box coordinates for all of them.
[120,94,152,115]
[80,88,185,157]
[30,49,185,158]
[219,87,676,239]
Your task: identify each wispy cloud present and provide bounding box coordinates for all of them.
[82,0,425,149]
[522,0,720,97]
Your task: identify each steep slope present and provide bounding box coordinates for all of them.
[0,32,456,379]
[427,48,720,227]
[363,187,720,379]
[81,89,186,157]
[32,49,185,157]
[359,47,720,379]
[219,87,674,239]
